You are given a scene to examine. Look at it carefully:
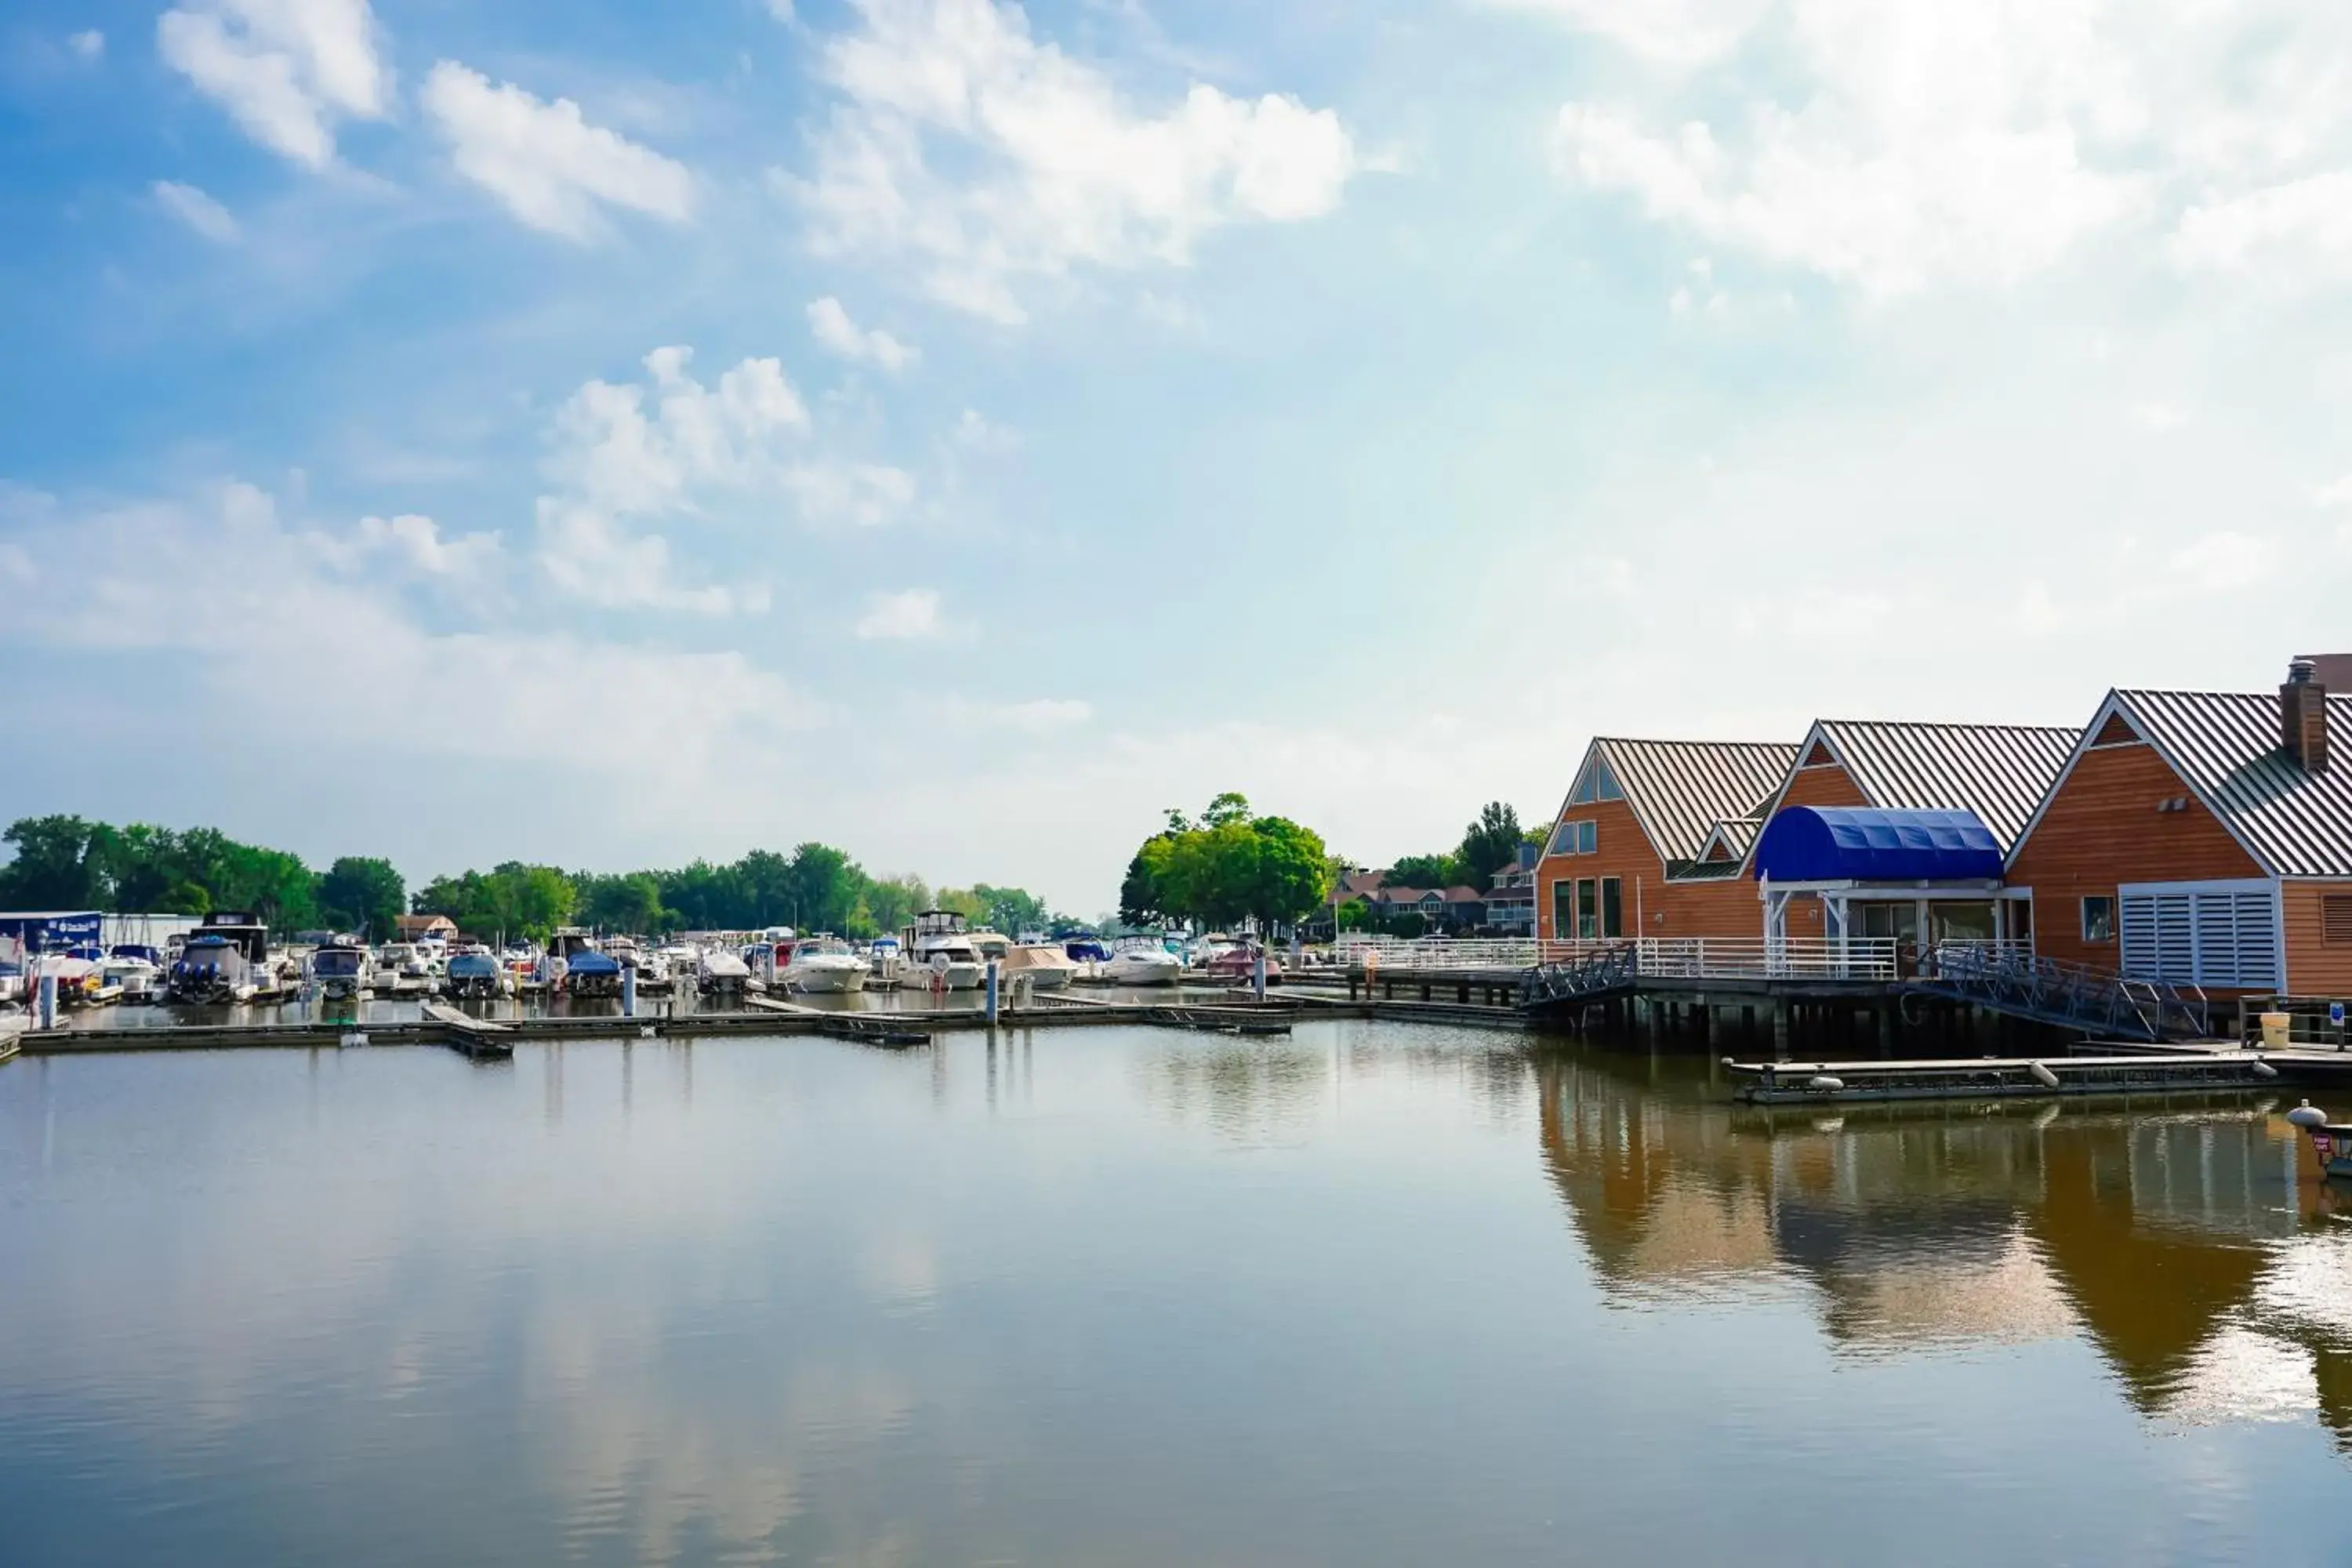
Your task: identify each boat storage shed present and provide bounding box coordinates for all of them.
[1753,808,2005,884]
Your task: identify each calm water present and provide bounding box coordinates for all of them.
[5,1023,2352,1566]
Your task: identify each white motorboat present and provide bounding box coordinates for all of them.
[1105,943,1183,987]
[168,916,269,1004]
[105,946,168,1004]
[1001,942,1077,990]
[782,936,868,994]
[698,946,752,994]
[309,941,373,1002]
[898,910,984,990]
[866,935,904,985]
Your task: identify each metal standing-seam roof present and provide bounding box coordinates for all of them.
[2110,689,2352,877]
[1592,739,1800,868]
[1815,720,2079,851]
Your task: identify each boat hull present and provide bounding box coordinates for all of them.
[786,964,867,993]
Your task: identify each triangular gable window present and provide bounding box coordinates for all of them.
[1568,757,1624,806]
[1703,837,1732,862]
[2092,711,2140,747]
[1802,739,1835,768]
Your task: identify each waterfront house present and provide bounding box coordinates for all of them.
[1484,844,1539,935]
[2004,660,2352,995]
[1536,739,1799,944]
[1740,719,2078,952]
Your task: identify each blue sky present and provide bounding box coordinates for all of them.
[4,0,2350,913]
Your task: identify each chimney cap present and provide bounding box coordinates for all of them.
[2288,657,2318,684]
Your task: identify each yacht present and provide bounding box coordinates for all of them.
[898,910,984,990]
[1105,942,1183,987]
[308,940,372,1003]
[168,935,261,1003]
[866,935,904,985]
[782,935,868,993]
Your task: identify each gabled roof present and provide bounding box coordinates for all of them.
[1752,719,2078,856]
[1697,816,1762,862]
[1579,739,1799,866]
[2020,688,2352,877]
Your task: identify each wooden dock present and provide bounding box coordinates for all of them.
[422,1003,517,1058]
[1724,1051,2285,1105]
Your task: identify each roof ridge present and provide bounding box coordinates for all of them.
[1818,717,2078,732]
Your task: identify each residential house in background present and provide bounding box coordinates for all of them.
[1484,844,1538,935]
[396,913,459,942]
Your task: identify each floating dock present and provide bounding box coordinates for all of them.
[1724,1051,2283,1105]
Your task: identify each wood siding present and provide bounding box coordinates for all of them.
[2007,740,2264,974]
[1774,761,1871,813]
[2286,880,2352,995]
[1537,797,1663,941]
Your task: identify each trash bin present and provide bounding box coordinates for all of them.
[2261,1011,2292,1050]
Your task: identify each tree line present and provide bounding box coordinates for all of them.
[0,815,1065,944]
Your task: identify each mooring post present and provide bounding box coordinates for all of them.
[985,959,1000,1025]
[1772,999,1790,1062]
[1253,949,1267,1002]
[40,968,57,1031]
[622,964,637,1018]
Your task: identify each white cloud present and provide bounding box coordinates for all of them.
[807,297,920,371]
[158,0,388,169]
[785,0,1356,322]
[420,61,695,241]
[998,698,1092,731]
[951,408,1014,449]
[349,512,503,577]
[855,587,942,639]
[152,180,241,244]
[2312,475,2352,510]
[0,482,814,779]
[535,500,768,615]
[68,30,104,60]
[1484,0,1771,68]
[2172,171,2352,282]
[784,459,917,528]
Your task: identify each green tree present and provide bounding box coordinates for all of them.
[0,815,109,907]
[862,873,929,936]
[1456,802,1527,889]
[786,841,864,933]
[319,856,406,939]
[1118,837,1176,927]
[1201,791,1251,829]
[1388,851,1462,889]
[579,872,669,935]
[971,883,1054,934]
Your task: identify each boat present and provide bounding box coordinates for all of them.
[167,916,268,1004]
[1001,941,1077,990]
[898,910,984,990]
[1105,942,1183,987]
[547,929,621,997]
[1202,942,1283,985]
[444,949,511,1000]
[309,940,372,1002]
[782,935,868,994]
[866,935,904,985]
[697,946,752,996]
[104,946,167,1003]
[1062,936,1112,981]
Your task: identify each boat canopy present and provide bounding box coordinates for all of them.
[1752,807,2003,884]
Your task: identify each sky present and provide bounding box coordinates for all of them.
[4,0,2351,914]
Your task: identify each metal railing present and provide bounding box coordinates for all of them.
[1338,937,1542,971]
[1914,943,2210,1041]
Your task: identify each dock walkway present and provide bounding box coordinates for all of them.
[1725,1051,2282,1105]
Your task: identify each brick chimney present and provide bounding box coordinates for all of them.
[2282,658,2329,774]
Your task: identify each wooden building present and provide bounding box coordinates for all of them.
[1738,719,2078,948]
[1535,739,1797,944]
[2005,662,2352,995]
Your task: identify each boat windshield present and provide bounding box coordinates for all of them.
[314,950,365,978]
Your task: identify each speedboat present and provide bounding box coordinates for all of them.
[309,941,372,1002]
[898,910,984,990]
[1105,944,1183,987]
[1002,942,1077,990]
[782,936,868,993]
[168,935,259,1003]
[698,946,752,995]
[867,935,904,985]
[1062,937,1112,981]
[445,949,511,999]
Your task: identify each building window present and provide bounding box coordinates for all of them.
[2325,895,2352,946]
[1550,819,1597,857]
[2082,896,2115,943]
[1601,878,1623,938]
[1552,880,1574,937]
[1577,879,1598,940]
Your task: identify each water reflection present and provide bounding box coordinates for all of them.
[5,1025,2352,1566]
[1533,1048,2352,1446]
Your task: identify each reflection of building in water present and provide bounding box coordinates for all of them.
[1536,1048,2352,1445]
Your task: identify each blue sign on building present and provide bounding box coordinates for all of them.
[0,913,104,951]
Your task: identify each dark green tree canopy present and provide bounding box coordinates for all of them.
[1116,795,1335,935]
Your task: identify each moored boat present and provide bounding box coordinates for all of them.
[1105,942,1182,987]
[898,911,983,990]
[308,939,372,1002]
[782,936,868,993]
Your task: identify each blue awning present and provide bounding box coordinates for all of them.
[1752,807,2002,883]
